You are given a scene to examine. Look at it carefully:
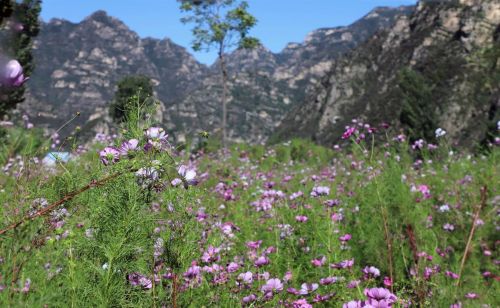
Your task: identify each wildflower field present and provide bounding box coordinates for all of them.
[0,119,498,307]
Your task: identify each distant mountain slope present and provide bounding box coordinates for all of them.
[169,6,413,143]
[20,6,412,142]
[274,0,500,148]
[22,11,207,136]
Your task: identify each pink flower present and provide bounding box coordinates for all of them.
[343,301,362,308]
[311,256,326,267]
[364,287,397,304]
[383,276,392,287]
[311,186,330,197]
[242,294,256,304]
[342,126,356,139]
[465,293,478,299]
[128,273,152,289]
[296,215,308,223]
[320,276,338,285]
[445,271,459,279]
[362,266,380,278]
[254,256,270,267]
[261,278,283,293]
[299,283,318,295]
[99,147,120,165]
[293,299,313,308]
[237,271,253,285]
[1,60,28,87]
[119,139,139,156]
[339,234,352,242]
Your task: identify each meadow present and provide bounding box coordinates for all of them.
[0,115,498,307]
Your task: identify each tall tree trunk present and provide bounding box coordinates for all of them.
[218,49,228,149]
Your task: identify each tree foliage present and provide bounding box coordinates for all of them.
[109,75,154,123]
[0,0,41,117]
[179,0,259,147]
[398,68,438,142]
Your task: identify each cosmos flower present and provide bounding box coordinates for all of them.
[363,266,381,278]
[127,273,152,289]
[343,301,362,308]
[119,139,139,156]
[145,127,167,140]
[293,299,313,308]
[242,294,257,304]
[342,126,356,139]
[237,271,253,285]
[296,215,308,222]
[254,256,270,267]
[299,283,319,295]
[435,128,446,138]
[177,165,198,187]
[311,186,330,197]
[261,278,283,293]
[364,287,397,304]
[1,59,28,87]
[135,167,160,188]
[99,147,120,165]
[443,223,455,232]
[311,256,326,267]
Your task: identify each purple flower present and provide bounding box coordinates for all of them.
[201,245,220,263]
[296,215,308,223]
[178,165,198,187]
[261,278,283,293]
[128,272,152,289]
[362,266,381,278]
[343,301,362,308]
[254,256,270,267]
[246,240,262,250]
[299,283,318,295]
[342,126,356,139]
[293,299,313,308]
[290,191,304,200]
[311,256,326,267]
[364,287,397,304]
[145,127,167,140]
[320,276,338,285]
[1,60,28,87]
[445,271,459,279]
[237,271,253,285]
[311,186,330,197]
[21,278,31,293]
[119,139,139,156]
[339,234,352,242]
[227,262,239,273]
[99,146,120,165]
[464,293,478,299]
[183,262,201,280]
[443,223,455,232]
[331,258,354,269]
[242,294,257,304]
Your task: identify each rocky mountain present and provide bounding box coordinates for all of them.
[21,10,207,137]
[19,6,412,142]
[274,0,500,148]
[172,5,414,143]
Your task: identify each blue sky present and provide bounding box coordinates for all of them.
[41,0,416,65]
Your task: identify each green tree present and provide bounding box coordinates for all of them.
[0,0,41,117]
[0,0,13,26]
[398,68,438,142]
[109,75,154,123]
[179,0,259,148]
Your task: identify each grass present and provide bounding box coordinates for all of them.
[0,122,498,307]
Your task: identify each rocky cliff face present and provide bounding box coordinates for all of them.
[22,10,207,137]
[20,6,411,142]
[275,0,500,148]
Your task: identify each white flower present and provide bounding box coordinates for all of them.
[435,128,446,138]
